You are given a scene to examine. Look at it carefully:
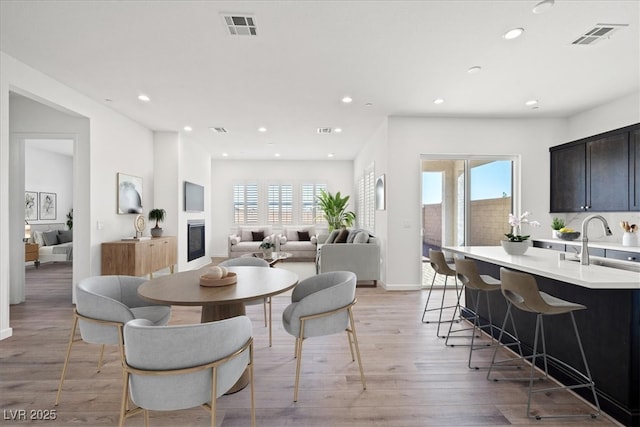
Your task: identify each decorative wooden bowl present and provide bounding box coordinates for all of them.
[199,272,237,287]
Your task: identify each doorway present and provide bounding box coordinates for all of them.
[421,156,517,287]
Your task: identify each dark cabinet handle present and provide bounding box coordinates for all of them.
[628,257,637,261]
[546,245,552,248]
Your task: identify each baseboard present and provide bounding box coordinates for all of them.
[382,283,422,291]
[0,327,13,340]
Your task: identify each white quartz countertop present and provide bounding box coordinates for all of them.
[443,246,640,290]
[534,238,640,254]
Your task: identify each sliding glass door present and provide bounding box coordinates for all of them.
[421,156,516,264]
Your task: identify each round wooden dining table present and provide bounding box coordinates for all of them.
[137,265,299,393]
[138,265,299,323]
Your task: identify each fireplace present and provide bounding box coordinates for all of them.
[187,220,205,262]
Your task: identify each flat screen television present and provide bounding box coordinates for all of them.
[184,181,205,212]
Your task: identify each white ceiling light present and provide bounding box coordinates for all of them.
[328,153,334,158]
[467,66,482,74]
[334,128,342,133]
[433,98,445,105]
[137,94,150,102]
[525,99,538,106]
[341,96,353,104]
[503,27,524,40]
[258,127,267,133]
[274,153,281,157]
[222,152,229,157]
[183,126,192,132]
[533,0,554,14]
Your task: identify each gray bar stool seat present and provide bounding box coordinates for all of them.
[445,258,514,369]
[421,249,461,338]
[487,268,601,420]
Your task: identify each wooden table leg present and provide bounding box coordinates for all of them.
[201,302,250,393]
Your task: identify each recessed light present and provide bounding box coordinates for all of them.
[222,152,229,157]
[525,99,538,106]
[433,98,445,105]
[183,126,192,132]
[342,96,353,104]
[467,66,482,74]
[503,28,524,40]
[258,127,267,133]
[334,128,342,133]
[532,0,554,14]
[328,153,335,158]
[137,94,150,102]
[274,153,281,157]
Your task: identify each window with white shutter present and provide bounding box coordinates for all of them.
[268,184,293,224]
[301,183,327,224]
[233,183,258,224]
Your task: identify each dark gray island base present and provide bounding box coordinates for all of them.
[445,247,639,426]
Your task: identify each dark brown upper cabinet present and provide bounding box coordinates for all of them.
[550,123,640,213]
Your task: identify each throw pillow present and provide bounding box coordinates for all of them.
[325,230,339,244]
[252,231,265,241]
[297,230,311,241]
[42,230,59,246]
[58,229,73,244]
[353,231,369,244]
[334,228,349,243]
[347,228,363,243]
[33,231,44,246]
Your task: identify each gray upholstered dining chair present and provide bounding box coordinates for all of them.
[55,275,171,406]
[218,257,274,346]
[282,271,366,402]
[119,317,255,427]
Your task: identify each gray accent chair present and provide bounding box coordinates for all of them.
[315,233,380,285]
[218,257,274,346]
[282,271,366,402]
[55,275,171,406]
[120,317,255,427]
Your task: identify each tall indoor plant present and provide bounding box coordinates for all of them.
[316,189,356,232]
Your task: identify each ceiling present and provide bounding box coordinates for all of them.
[1,1,638,160]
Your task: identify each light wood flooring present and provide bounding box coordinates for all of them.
[1,262,618,426]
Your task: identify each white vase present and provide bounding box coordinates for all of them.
[500,240,531,256]
[622,232,638,247]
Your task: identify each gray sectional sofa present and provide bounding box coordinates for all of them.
[315,228,380,285]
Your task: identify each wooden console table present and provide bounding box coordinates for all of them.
[101,236,176,278]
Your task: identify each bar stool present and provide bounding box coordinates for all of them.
[445,258,504,369]
[421,249,460,338]
[487,268,600,420]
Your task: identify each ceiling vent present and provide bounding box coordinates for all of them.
[317,127,333,134]
[209,127,228,133]
[571,23,627,45]
[222,15,257,36]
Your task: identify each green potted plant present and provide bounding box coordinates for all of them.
[551,217,565,238]
[316,189,356,232]
[148,208,166,237]
[259,240,275,257]
[66,209,73,230]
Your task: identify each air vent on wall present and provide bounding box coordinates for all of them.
[209,127,228,133]
[222,14,257,36]
[571,23,627,45]
[317,127,333,134]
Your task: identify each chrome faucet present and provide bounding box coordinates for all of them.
[580,214,613,265]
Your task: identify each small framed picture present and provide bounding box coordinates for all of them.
[118,173,143,214]
[375,174,386,210]
[39,192,57,220]
[25,191,38,221]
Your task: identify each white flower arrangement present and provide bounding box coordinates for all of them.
[504,211,540,242]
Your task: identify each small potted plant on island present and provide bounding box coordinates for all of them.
[502,211,540,255]
[259,239,275,257]
[148,208,166,237]
[551,217,565,239]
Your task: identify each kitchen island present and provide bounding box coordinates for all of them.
[444,246,639,426]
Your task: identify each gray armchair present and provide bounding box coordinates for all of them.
[120,317,255,427]
[316,233,380,285]
[55,275,171,406]
[218,257,274,346]
[282,271,366,401]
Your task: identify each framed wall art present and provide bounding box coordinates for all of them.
[25,191,38,221]
[39,192,57,220]
[375,174,386,210]
[118,173,143,214]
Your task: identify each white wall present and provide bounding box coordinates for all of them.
[382,117,568,289]
[25,145,73,225]
[210,159,353,257]
[1,52,155,339]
